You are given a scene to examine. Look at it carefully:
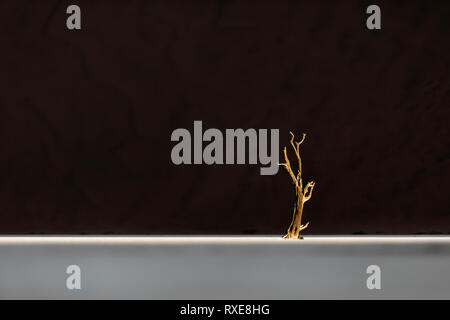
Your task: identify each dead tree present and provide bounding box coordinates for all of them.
[279,132,316,239]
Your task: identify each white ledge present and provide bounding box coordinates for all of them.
[0,236,449,299]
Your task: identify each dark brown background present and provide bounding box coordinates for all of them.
[0,0,449,234]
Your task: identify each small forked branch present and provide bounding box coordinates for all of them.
[303,181,315,202]
[289,131,306,181]
[280,132,307,188]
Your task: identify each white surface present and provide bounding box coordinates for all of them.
[0,236,449,299]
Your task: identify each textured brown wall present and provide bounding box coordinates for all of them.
[0,0,449,234]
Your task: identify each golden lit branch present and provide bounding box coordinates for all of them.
[279,147,298,188]
[303,181,315,202]
[279,132,316,240]
[289,131,306,181]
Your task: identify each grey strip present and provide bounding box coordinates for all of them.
[0,236,449,299]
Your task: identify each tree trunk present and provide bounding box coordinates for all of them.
[283,191,305,239]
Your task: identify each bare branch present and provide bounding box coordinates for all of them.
[303,181,315,202]
[281,131,315,240]
[289,131,296,152]
[298,132,306,146]
[279,147,298,187]
[289,132,306,181]
[300,222,309,231]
